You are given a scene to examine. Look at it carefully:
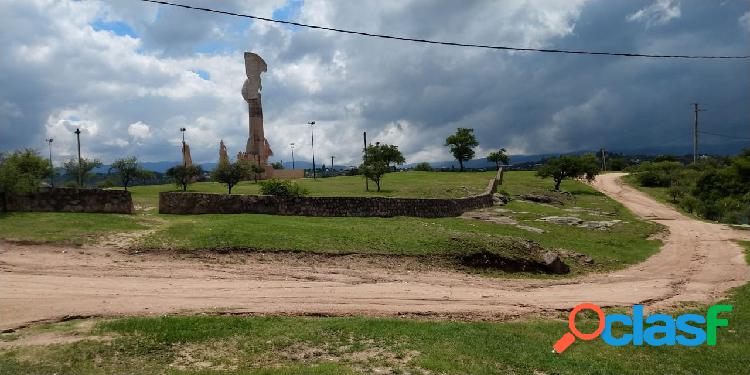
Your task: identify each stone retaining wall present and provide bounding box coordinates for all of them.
[160,169,501,217]
[2,188,133,214]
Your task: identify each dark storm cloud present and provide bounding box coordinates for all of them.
[0,0,747,166]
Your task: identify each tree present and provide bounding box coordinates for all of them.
[108,156,152,191]
[486,148,510,184]
[378,144,406,169]
[166,164,203,192]
[212,160,250,194]
[360,143,405,192]
[444,128,478,171]
[413,162,433,171]
[486,148,509,170]
[250,164,265,183]
[536,154,600,191]
[0,149,52,194]
[63,157,102,188]
[271,161,284,170]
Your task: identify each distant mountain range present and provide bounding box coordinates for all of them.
[91,141,748,173]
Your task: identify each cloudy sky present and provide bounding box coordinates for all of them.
[0,0,748,166]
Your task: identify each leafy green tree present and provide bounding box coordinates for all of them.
[212,160,250,194]
[445,128,478,171]
[63,157,102,188]
[536,154,600,191]
[0,149,52,194]
[108,156,152,191]
[413,162,433,171]
[166,164,203,192]
[378,144,406,169]
[250,164,266,183]
[486,148,509,170]
[360,143,405,192]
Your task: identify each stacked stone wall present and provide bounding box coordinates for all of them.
[160,169,501,218]
[3,188,133,214]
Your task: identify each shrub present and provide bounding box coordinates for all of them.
[413,162,433,171]
[259,179,308,197]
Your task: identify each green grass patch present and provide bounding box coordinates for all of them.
[0,212,146,245]
[125,171,496,207]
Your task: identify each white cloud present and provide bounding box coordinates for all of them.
[627,0,681,27]
[740,12,750,32]
[127,121,152,140]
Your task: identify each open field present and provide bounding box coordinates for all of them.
[0,172,663,276]
[125,171,497,207]
[1,241,748,374]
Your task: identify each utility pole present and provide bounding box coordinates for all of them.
[308,121,316,179]
[289,143,295,169]
[331,155,335,175]
[363,131,369,191]
[74,128,82,187]
[45,138,54,187]
[692,103,705,164]
[600,147,606,172]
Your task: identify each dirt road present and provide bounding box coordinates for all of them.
[1,173,748,331]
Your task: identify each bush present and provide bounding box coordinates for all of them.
[259,179,308,197]
[413,162,433,171]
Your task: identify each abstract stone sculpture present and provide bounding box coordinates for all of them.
[238,52,273,178]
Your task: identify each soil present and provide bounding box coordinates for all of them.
[1,173,748,331]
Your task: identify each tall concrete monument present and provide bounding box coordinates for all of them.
[238,52,273,178]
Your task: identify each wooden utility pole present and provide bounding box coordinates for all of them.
[692,103,705,164]
[363,131,368,191]
[600,147,606,171]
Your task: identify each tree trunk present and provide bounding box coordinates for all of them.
[228,184,232,194]
[554,178,562,191]
[498,167,504,185]
[459,159,464,171]
[495,161,500,171]
[376,180,381,192]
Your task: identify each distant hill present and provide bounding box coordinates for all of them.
[90,141,748,173]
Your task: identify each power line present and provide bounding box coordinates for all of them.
[698,130,750,140]
[138,0,750,60]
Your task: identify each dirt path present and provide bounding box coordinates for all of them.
[1,173,748,331]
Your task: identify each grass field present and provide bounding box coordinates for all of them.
[1,241,747,374]
[125,171,496,207]
[0,171,661,275]
[0,212,146,245]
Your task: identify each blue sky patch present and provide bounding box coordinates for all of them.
[91,19,137,38]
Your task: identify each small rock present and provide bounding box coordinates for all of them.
[516,225,545,234]
[519,194,563,205]
[539,216,583,225]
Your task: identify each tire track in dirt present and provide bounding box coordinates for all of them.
[1,173,748,331]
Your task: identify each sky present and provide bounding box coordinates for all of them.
[0,0,748,166]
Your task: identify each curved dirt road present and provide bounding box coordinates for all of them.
[1,173,748,330]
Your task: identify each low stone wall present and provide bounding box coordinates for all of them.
[3,188,133,214]
[160,169,501,218]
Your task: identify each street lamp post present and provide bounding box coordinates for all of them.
[289,143,295,169]
[308,121,316,179]
[45,138,54,187]
[74,128,82,187]
[330,155,335,176]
